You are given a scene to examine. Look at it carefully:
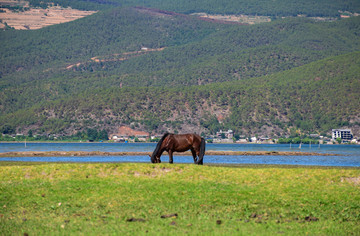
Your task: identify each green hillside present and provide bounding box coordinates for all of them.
[1,52,359,137]
[1,9,359,117]
[28,0,360,17]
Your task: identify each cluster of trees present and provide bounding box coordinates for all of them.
[277,137,319,144]
[0,5,29,12]
[80,128,109,142]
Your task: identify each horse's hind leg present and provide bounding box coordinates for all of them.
[191,149,198,164]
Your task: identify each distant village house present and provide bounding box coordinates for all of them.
[212,130,234,143]
[110,126,150,142]
[216,129,234,139]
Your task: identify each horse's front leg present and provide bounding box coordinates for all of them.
[168,150,174,164]
[191,149,198,164]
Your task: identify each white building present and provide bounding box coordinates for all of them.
[332,129,353,141]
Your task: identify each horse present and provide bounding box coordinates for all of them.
[149,132,205,165]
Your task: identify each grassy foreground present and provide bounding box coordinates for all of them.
[0,163,359,235]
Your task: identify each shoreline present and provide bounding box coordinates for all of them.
[0,150,336,157]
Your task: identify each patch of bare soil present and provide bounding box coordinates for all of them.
[0,2,96,30]
[66,48,165,70]
[191,12,271,25]
[341,176,360,185]
[133,166,176,177]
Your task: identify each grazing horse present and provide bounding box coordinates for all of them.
[150,132,205,165]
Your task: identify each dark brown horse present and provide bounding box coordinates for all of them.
[150,132,205,165]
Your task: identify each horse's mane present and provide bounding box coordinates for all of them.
[151,132,171,159]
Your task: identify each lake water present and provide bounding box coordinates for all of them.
[0,142,359,167]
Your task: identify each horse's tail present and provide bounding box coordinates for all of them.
[196,138,206,165]
[151,132,170,163]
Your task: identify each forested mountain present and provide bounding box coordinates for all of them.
[1,4,359,137]
[28,0,360,17]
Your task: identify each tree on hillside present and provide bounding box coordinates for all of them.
[28,129,33,137]
[87,128,98,141]
[0,124,16,134]
[98,129,109,140]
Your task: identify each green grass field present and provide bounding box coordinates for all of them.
[1,163,359,235]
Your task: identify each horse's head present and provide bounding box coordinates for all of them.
[150,133,169,163]
[149,154,161,163]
